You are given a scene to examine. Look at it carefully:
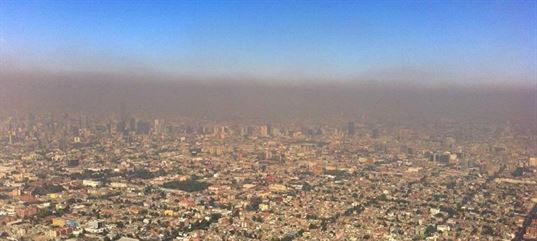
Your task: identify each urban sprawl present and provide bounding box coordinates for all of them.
[0,113,536,241]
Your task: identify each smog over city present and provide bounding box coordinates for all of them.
[0,1,536,240]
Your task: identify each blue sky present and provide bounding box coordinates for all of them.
[0,0,535,84]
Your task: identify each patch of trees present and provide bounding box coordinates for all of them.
[31,185,65,196]
[481,225,495,236]
[161,180,209,192]
[125,169,165,179]
[424,225,436,236]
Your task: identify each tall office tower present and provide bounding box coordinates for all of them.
[267,124,272,136]
[247,126,255,137]
[136,121,151,135]
[530,157,537,167]
[371,128,380,139]
[259,124,271,137]
[272,127,281,136]
[217,126,227,139]
[153,119,162,135]
[346,121,355,136]
[240,127,248,136]
[128,118,137,131]
[117,121,126,133]
[213,126,221,136]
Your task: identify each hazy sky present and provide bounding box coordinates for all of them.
[1,0,536,84]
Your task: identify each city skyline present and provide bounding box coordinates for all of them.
[0,1,536,240]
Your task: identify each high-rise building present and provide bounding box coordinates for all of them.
[153,119,162,134]
[529,157,537,167]
[128,118,137,131]
[346,122,355,136]
[259,124,271,137]
[117,121,126,133]
[371,128,380,139]
[136,121,150,135]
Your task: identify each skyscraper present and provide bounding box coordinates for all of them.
[259,124,271,137]
[346,122,355,136]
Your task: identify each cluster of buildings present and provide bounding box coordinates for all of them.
[0,113,536,240]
